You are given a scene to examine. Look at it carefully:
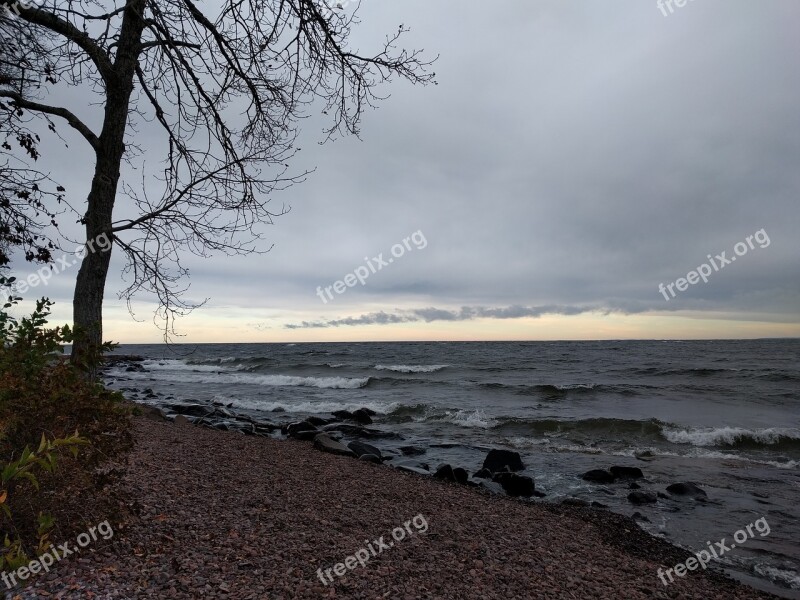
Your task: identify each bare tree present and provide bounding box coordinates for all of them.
[0,0,434,360]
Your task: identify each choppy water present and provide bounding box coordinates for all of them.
[106,339,800,598]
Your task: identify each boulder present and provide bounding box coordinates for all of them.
[174,414,190,427]
[359,454,382,464]
[482,449,524,473]
[492,472,535,497]
[473,468,493,480]
[452,467,469,485]
[169,403,215,418]
[351,408,373,425]
[610,466,644,480]
[331,409,354,420]
[313,434,356,457]
[666,482,707,497]
[433,464,455,482]
[347,441,383,460]
[323,424,400,439]
[582,469,615,484]
[393,460,431,476]
[359,407,377,416]
[627,491,658,505]
[285,421,319,438]
[306,416,332,427]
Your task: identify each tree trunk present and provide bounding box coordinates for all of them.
[71,0,146,370]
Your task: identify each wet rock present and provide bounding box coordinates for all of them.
[591,501,608,509]
[312,434,356,457]
[331,409,354,420]
[125,363,147,372]
[627,491,657,505]
[610,466,644,480]
[305,416,333,427]
[482,449,524,473]
[347,441,382,460]
[582,469,615,484]
[393,460,431,476]
[359,454,381,464]
[452,467,469,485]
[169,403,215,418]
[666,482,707,498]
[492,472,535,497]
[322,423,400,439]
[351,408,373,425]
[434,464,456,482]
[473,468,493,479]
[631,511,650,522]
[285,421,319,438]
[628,482,641,490]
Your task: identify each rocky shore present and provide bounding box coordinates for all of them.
[8,408,778,598]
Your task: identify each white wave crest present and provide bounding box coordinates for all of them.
[375,364,448,373]
[124,368,369,389]
[440,409,496,428]
[211,396,398,415]
[662,426,800,447]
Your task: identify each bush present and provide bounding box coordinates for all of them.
[0,274,131,570]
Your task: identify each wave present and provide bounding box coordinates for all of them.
[374,364,448,373]
[212,395,398,415]
[491,417,666,438]
[124,367,369,389]
[384,404,494,428]
[661,426,800,451]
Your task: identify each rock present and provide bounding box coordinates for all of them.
[452,467,469,485]
[305,416,332,427]
[125,363,147,372]
[582,469,615,484]
[322,423,400,439]
[174,415,190,427]
[434,464,456,481]
[347,441,382,460]
[628,482,641,489]
[482,449,524,473]
[666,482,707,497]
[137,404,167,421]
[561,498,590,507]
[478,480,505,495]
[213,407,237,419]
[312,434,356,457]
[290,429,320,441]
[331,410,354,420]
[351,408,373,425]
[398,446,426,457]
[285,421,318,438]
[632,511,650,522]
[359,407,377,416]
[169,403,215,418]
[492,472,535,498]
[591,501,608,509]
[628,491,658,505]
[359,454,382,464]
[610,466,644,480]
[393,460,431,476]
[471,468,492,480]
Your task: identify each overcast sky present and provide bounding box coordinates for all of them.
[7,0,800,343]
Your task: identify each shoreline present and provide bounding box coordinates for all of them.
[8,411,781,599]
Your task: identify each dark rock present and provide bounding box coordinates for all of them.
[610,466,644,480]
[351,408,373,425]
[628,482,641,490]
[322,423,400,439]
[492,472,535,497]
[137,404,167,421]
[398,446,426,457]
[305,416,332,427]
[359,454,381,464]
[285,421,319,438]
[170,403,215,418]
[174,415,190,427]
[312,434,356,457]
[434,464,456,482]
[331,410,354,420]
[482,449,524,473]
[347,441,383,460]
[473,468,493,479]
[478,480,505,495]
[631,511,650,522]
[393,460,431,476]
[271,407,286,413]
[666,482,707,497]
[628,491,658,505]
[452,467,469,485]
[582,469,615,484]
[561,498,590,507]
[125,363,147,372]
[359,407,377,416]
[290,429,320,441]
[591,501,608,509]
[213,407,237,419]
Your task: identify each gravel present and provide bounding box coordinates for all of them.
[8,416,779,599]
